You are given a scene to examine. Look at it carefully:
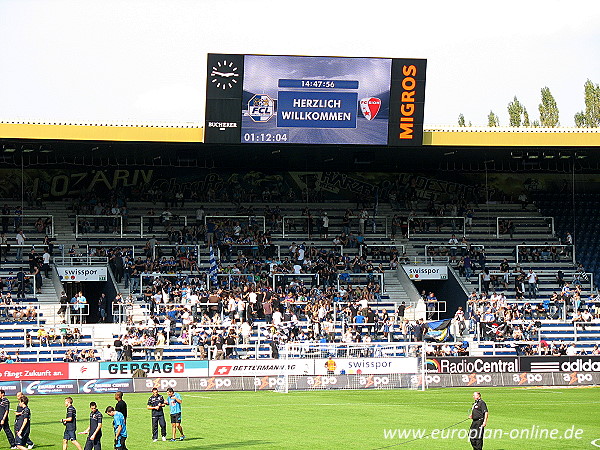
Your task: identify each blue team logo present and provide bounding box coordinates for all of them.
[248,94,275,122]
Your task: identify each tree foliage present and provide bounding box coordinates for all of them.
[487,111,499,127]
[508,96,524,127]
[538,87,560,127]
[574,79,600,127]
[458,113,466,127]
[523,107,530,127]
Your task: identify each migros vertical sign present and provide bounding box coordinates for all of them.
[388,58,427,146]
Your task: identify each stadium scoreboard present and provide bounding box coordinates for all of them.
[204,53,426,146]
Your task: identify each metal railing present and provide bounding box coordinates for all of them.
[407,216,466,239]
[1,213,55,237]
[282,215,389,238]
[360,243,405,259]
[496,216,555,238]
[0,273,37,297]
[515,244,575,264]
[54,256,109,265]
[423,244,484,264]
[476,271,593,295]
[337,272,385,293]
[272,273,320,290]
[205,215,266,234]
[75,214,124,238]
[140,215,188,237]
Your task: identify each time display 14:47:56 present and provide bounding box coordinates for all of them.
[242,133,288,142]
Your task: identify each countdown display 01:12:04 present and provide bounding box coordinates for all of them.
[242,133,289,142]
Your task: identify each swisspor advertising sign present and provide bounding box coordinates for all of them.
[204,53,426,146]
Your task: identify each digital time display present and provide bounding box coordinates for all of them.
[278,79,359,89]
[204,53,427,146]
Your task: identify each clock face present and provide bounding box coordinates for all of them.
[210,59,240,90]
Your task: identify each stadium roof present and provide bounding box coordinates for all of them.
[1,122,600,147]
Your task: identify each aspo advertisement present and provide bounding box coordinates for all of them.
[313,357,419,375]
[4,372,600,395]
[420,372,600,388]
[403,265,448,280]
[99,360,209,378]
[57,267,107,282]
[133,377,190,393]
[293,374,412,390]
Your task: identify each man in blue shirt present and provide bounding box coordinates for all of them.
[166,388,185,441]
[105,407,127,450]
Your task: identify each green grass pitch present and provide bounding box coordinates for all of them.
[4,387,599,449]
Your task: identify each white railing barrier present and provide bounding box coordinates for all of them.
[496,216,555,238]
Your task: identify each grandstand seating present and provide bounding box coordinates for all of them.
[0,195,598,363]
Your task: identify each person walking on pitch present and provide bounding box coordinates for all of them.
[13,395,31,450]
[105,406,127,450]
[80,402,102,450]
[147,388,167,442]
[62,397,83,450]
[166,388,185,441]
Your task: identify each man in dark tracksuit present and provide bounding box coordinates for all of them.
[147,388,167,442]
[469,391,488,450]
[0,390,16,448]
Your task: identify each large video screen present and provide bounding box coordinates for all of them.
[204,54,426,146]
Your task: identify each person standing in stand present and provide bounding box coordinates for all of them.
[147,388,167,442]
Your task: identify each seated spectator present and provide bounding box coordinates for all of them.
[37,326,49,346]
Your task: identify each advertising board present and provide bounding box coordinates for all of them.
[205,53,426,146]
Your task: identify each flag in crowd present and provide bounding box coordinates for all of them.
[424,319,452,342]
[209,246,218,285]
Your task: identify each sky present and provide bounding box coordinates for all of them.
[0,0,598,127]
